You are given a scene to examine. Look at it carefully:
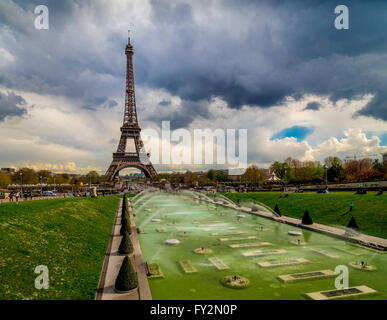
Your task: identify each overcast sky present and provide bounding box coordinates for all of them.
[0,0,386,173]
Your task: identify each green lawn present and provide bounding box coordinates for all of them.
[223,192,387,239]
[0,196,119,300]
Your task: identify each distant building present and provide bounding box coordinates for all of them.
[383,152,387,165]
[1,168,15,174]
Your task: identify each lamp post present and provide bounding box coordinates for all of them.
[20,172,23,197]
[53,176,56,193]
[323,164,328,189]
[39,176,43,194]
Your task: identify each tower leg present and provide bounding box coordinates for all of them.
[105,162,118,182]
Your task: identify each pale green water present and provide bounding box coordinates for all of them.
[134,193,387,300]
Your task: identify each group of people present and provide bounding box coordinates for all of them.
[8,192,31,202]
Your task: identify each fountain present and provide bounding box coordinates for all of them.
[165,239,180,246]
[132,191,387,300]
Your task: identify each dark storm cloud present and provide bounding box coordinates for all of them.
[0,0,123,101]
[152,99,211,130]
[304,101,321,111]
[357,92,387,120]
[1,0,387,126]
[0,91,28,121]
[137,0,387,120]
[158,99,171,106]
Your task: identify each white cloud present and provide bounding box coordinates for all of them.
[1,82,386,173]
[142,92,387,168]
[0,1,386,173]
[0,48,14,67]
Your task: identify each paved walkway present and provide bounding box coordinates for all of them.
[0,195,70,204]
[207,199,387,250]
[96,198,151,300]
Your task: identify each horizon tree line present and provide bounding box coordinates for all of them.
[0,156,386,188]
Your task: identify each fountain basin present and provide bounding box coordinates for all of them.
[165,239,180,246]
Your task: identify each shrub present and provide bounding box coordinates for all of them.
[273,204,281,216]
[114,256,138,292]
[121,212,130,227]
[301,210,313,225]
[121,195,128,216]
[347,216,359,230]
[120,222,131,235]
[118,231,134,255]
[120,214,131,235]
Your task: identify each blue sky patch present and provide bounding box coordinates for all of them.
[380,133,387,146]
[365,131,387,146]
[271,126,314,141]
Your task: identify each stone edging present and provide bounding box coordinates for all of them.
[95,198,122,300]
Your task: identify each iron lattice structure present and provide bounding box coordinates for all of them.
[105,35,157,181]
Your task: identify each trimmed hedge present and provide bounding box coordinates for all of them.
[273,204,281,216]
[120,222,131,235]
[347,216,359,230]
[121,212,130,226]
[115,256,138,292]
[121,195,128,217]
[301,210,313,225]
[118,231,134,255]
[120,209,131,235]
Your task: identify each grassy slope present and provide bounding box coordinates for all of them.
[0,196,119,300]
[223,192,387,239]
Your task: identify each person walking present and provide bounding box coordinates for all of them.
[349,202,354,212]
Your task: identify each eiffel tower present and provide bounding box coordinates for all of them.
[105,34,157,182]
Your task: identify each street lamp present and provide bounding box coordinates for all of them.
[53,176,56,193]
[39,176,43,194]
[323,164,328,189]
[20,172,23,196]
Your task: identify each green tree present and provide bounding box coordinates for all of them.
[270,161,291,181]
[311,167,324,183]
[215,171,227,182]
[13,168,39,184]
[207,170,215,181]
[86,171,100,184]
[56,173,70,184]
[325,156,344,182]
[37,170,52,181]
[0,172,11,188]
[242,165,266,184]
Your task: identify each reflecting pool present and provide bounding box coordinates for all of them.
[134,193,387,300]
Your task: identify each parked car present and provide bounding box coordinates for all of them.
[42,191,57,197]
